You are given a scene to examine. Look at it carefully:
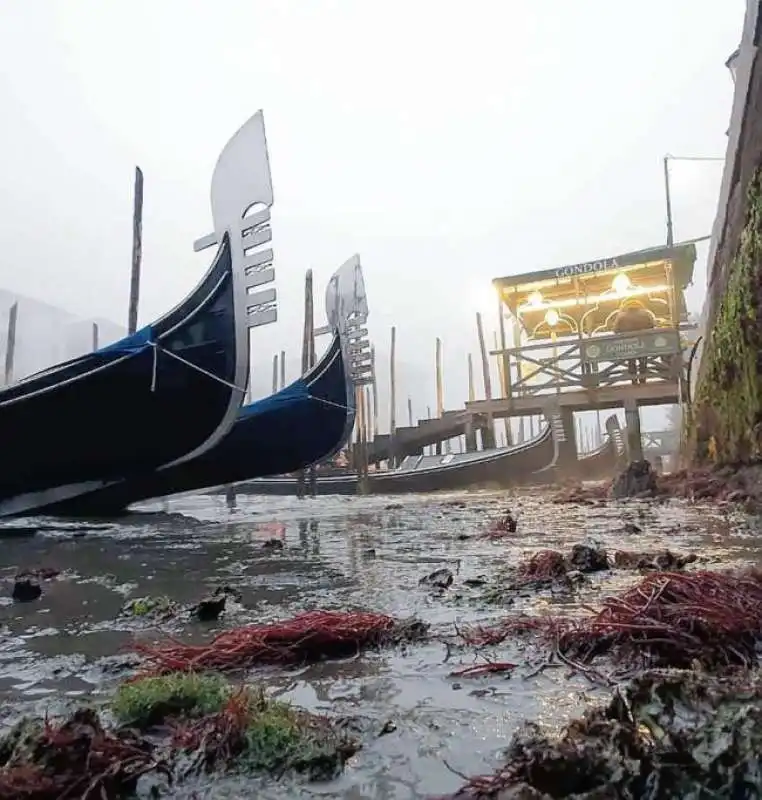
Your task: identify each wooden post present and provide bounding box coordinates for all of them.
[435,338,444,454]
[370,346,379,438]
[407,396,413,427]
[279,350,286,389]
[366,386,373,443]
[297,270,315,498]
[389,326,397,466]
[426,405,432,455]
[127,166,144,335]
[272,354,279,393]
[4,302,17,385]
[467,353,476,402]
[493,331,511,446]
[465,354,478,452]
[475,313,495,448]
[91,322,99,352]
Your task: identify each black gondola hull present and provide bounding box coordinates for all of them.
[0,234,242,516]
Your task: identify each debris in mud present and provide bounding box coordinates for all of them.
[476,544,608,605]
[434,669,762,799]
[420,568,455,590]
[133,610,429,673]
[14,567,60,581]
[613,549,697,571]
[0,709,168,800]
[120,594,179,620]
[484,510,518,538]
[551,483,608,505]
[0,676,360,797]
[460,567,762,671]
[11,579,41,603]
[611,459,658,499]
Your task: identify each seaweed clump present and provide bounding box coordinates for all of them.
[434,669,762,798]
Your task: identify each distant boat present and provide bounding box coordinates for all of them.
[42,255,371,517]
[225,414,624,497]
[0,111,276,518]
[232,423,556,496]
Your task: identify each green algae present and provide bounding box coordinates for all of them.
[693,168,762,464]
[112,672,230,729]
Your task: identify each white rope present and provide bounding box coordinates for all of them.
[307,394,352,412]
[149,342,246,392]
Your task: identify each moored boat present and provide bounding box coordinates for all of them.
[43,255,372,516]
[0,111,276,518]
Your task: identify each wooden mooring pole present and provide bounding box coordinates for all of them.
[370,345,379,439]
[127,166,144,336]
[92,322,99,352]
[280,350,286,389]
[4,302,17,385]
[435,337,445,454]
[389,326,397,467]
[272,354,279,393]
[476,313,495,449]
[297,270,315,498]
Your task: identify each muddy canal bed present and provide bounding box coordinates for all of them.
[0,490,759,798]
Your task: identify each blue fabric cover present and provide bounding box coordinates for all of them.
[97,326,154,355]
[239,379,311,419]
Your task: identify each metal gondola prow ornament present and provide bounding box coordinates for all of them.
[193,111,277,330]
[325,254,372,388]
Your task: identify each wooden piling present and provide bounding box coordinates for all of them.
[476,313,495,449]
[389,326,397,466]
[92,322,99,352]
[467,353,476,402]
[280,350,286,389]
[127,166,144,336]
[435,337,444,454]
[272,354,279,393]
[4,302,17,385]
[297,270,316,498]
[407,396,413,427]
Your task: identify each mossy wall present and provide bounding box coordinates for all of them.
[692,169,762,464]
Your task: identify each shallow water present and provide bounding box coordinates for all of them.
[0,488,760,798]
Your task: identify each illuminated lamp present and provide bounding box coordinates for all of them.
[528,291,543,306]
[545,308,560,327]
[612,273,631,296]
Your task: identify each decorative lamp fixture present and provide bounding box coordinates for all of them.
[545,308,560,327]
[612,272,631,296]
[528,290,543,307]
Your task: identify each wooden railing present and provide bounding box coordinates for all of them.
[491,329,684,399]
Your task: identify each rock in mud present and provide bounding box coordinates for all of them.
[11,579,41,603]
[568,544,608,573]
[262,538,284,550]
[15,567,60,581]
[611,459,657,499]
[190,594,226,622]
[419,568,454,590]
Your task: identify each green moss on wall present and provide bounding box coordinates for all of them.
[692,168,762,464]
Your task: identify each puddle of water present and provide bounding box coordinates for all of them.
[0,488,758,798]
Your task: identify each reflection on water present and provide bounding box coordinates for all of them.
[0,489,759,798]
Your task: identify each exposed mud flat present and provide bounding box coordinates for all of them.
[0,487,759,798]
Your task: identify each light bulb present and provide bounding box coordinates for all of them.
[528,291,543,306]
[545,309,560,327]
[612,273,630,295]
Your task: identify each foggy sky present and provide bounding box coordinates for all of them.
[0,0,743,432]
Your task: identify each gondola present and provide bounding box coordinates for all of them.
[574,415,625,480]
[42,256,370,516]
[232,422,556,496]
[0,111,276,518]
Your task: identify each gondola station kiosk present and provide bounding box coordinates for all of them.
[467,243,697,465]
